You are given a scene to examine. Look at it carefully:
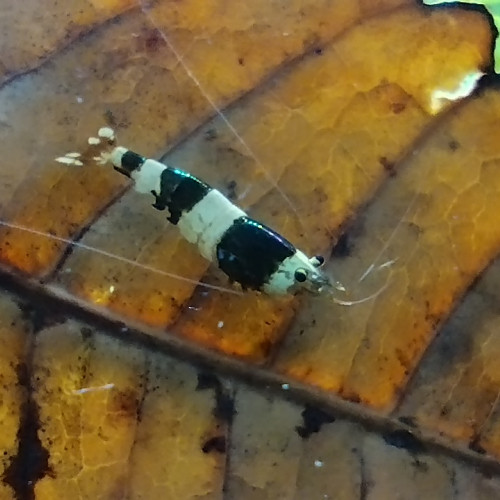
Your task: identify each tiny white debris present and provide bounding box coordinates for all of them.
[109,285,115,293]
[65,152,81,158]
[55,156,82,166]
[55,156,74,165]
[98,127,115,140]
[73,383,115,395]
[281,383,290,390]
[378,259,397,269]
[314,460,324,468]
[76,96,84,103]
[88,136,101,145]
[217,320,224,328]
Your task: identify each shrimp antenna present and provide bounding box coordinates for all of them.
[0,220,243,296]
[328,281,389,306]
[324,258,394,306]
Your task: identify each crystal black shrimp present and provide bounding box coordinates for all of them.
[57,128,388,305]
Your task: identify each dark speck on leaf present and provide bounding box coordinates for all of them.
[412,458,429,472]
[296,405,335,439]
[80,327,93,340]
[383,429,425,454]
[379,156,397,177]
[204,128,218,141]
[202,436,226,454]
[345,392,361,404]
[17,302,64,333]
[196,372,220,391]
[143,29,166,52]
[469,435,486,455]
[214,393,235,424]
[196,372,236,423]
[391,101,406,114]
[111,389,139,417]
[440,405,451,417]
[448,139,460,151]
[104,109,117,127]
[314,47,323,55]
[258,339,273,357]
[331,232,352,258]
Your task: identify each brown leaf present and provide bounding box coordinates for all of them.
[2,0,500,497]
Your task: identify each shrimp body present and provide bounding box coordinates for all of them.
[109,145,334,295]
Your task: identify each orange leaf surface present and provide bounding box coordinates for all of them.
[2,0,500,497]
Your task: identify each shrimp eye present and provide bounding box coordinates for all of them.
[294,268,308,283]
[310,255,325,267]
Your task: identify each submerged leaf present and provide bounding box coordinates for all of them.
[2,0,500,495]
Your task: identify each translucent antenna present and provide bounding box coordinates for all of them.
[327,281,389,306]
[0,220,244,296]
[72,383,115,395]
[358,258,398,283]
[323,256,395,306]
